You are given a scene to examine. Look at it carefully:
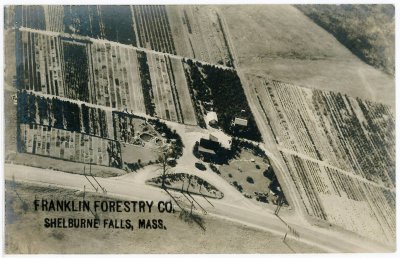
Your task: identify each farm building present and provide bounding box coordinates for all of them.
[200,138,221,150]
[234,117,248,127]
[198,146,216,155]
[209,132,232,149]
[198,137,221,160]
[206,111,218,127]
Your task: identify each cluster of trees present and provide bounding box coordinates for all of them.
[18,91,109,138]
[182,61,207,128]
[296,4,395,75]
[137,51,156,116]
[184,59,261,141]
[230,138,268,161]
[263,166,284,197]
[63,42,90,102]
[18,91,80,132]
[14,5,46,29]
[232,181,243,192]
[107,141,123,168]
[150,119,184,159]
[64,5,137,46]
[81,104,109,138]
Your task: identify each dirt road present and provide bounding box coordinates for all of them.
[5,163,392,252]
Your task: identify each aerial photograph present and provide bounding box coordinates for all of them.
[3,4,396,254]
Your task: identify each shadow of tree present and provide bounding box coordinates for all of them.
[164,188,206,231]
[179,208,206,231]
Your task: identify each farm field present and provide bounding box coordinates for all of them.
[13,6,46,30]
[166,6,234,67]
[16,86,183,170]
[5,4,396,253]
[4,29,18,158]
[8,6,234,68]
[18,123,121,168]
[247,74,395,245]
[146,52,196,124]
[131,5,176,54]
[219,5,395,107]
[89,41,146,113]
[16,90,182,172]
[44,6,64,32]
[280,151,395,245]
[16,28,198,125]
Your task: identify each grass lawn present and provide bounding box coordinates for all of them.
[218,149,278,204]
[12,153,126,178]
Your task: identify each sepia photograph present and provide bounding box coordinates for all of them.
[2,2,396,254]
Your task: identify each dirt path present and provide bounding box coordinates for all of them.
[215,9,308,224]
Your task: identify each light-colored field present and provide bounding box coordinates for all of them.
[148,53,179,121]
[5,181,322,254]
[169,56,198,125]
[165,6,192,58]
[121,144,159,165]
[219,5,395,107]
[11,153,125,177]
[89,41,147,113]
[167,5,233,67]
[146,52,198,125]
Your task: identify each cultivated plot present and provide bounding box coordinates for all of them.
[248,74,395,245]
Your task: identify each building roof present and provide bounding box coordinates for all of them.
[198,146,216,155]
[200,138,220,150]
[206,111,218,124]
[209,131,232,149]
[209,134,219,142]
[234,117,248,126]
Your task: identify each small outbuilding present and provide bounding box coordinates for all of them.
[234,117,248,127]
[206,112,218,127]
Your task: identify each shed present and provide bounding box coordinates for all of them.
[206,112,218,126]
[234,117,248,127]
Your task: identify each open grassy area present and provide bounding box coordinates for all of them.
[5,181,322,254]
[215,149,280,204]
[219,5,394,107]
[11,153,126,178]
